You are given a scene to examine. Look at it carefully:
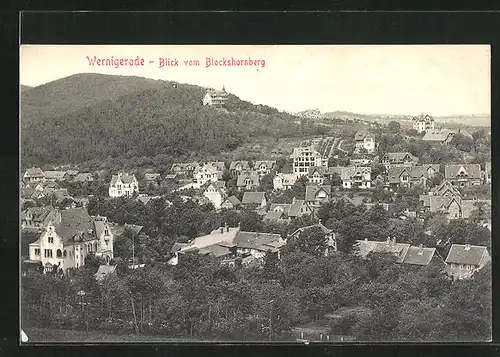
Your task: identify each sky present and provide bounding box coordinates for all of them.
[20,45,490,116]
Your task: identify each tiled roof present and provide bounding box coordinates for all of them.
[422,129,455,141]
[382,152,418,163]
[54,207,93,244]
[433,180,461,197]
[275,173,298,186]
[290,222,333,237]
[289,199,310,217]
[268,203,292,216]
[24,167,45,177]
[195,164,219,175]
[179,227,240,252]
[170,242,188,253]
[237,172,260,187]
[354,130,373,141]
[356,239,411,263]
[206,161,226,171]
[229,161,250,170]
[264,210,286,222]
[308,166,327,176]
[445,164,481,180]
[198,244,232,258]
[233,231,283,251]
[387,164,439,183]
[254,160,276,169]
[305,185,331,202]
[290,146,322,159]
[412,114,434,122]
[144,173,161,181]
[226,195,241,206]
[445,244,488,265]
[73,173,94,182]
[403,246,436,266]
[110,173,136,185]
[242,192,266,204]
[340,166,371,180]
[43,171,67,180]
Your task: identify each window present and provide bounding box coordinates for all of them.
[44,249,53,258]
[63,250,67,258]
[34,248,40,256]
[56,249,62,258]
[48,236,54,244]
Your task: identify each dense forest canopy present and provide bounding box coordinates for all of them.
[21,74,321,168]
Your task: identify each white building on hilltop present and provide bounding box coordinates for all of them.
[27,207,114,273]
[203,87,229,107]
[109,173,139,198]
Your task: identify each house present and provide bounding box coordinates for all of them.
[308,167,327,185]
[23,167,46,183]
[135,194,161,205]
[206,161,226,172]
[65,170,80,180]
[236,171,260,190]
[381,152,419,169]
[324,167,343,182]
[203,182,227,209]
[305,185,331,208]
[202,87,229,107]
[229,161,250,175]
[483,162,491,185]
[241,192,267,209]
[290,146,328,177]
[356,237,410,263]
[109,173,139,198]
[264,203,292,222]
[194,163,220,186]
[354,130,376,154]
[387,164,440,187]
[170,162,200,176]
[444,244,491,280]
[43,171,68,182]
[73,172,94,183]
[94,264,117,282]
[402,245,439,266]
[412,114,435,134]
[340,166,371,189]
[422,129,456,144]
[21,207,59,231]
[27,207,114,273]
[172,225,285,265]
[288,222,337,255]
[288,198,313,219]
[144,173,161,182]
[254,160,276,176]
[221,195,241,210]
[444,164,482,187]
[350,156,373,167]
[273,173,298,190]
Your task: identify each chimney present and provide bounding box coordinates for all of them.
[386,236,391,244]
[465,244,471,251]
[220,227,224,234]
[392,237,397,245]
[418,244,424,255]
[226,225,230,233]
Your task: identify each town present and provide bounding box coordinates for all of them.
[20,83,491,342]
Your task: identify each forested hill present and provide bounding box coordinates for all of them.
[21,73,305,167]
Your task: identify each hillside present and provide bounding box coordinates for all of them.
[20,85,32,92]
[21,74,316,168]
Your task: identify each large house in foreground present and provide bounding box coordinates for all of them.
[444,244,490,280]
[109,173,139,198]
[26,207,114,273]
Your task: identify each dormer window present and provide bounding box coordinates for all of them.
[48,237,54,244]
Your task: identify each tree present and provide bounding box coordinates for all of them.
[387,121,401,134]
[283,226,327,257]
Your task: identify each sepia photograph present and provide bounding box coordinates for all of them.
[20,44,491,343]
